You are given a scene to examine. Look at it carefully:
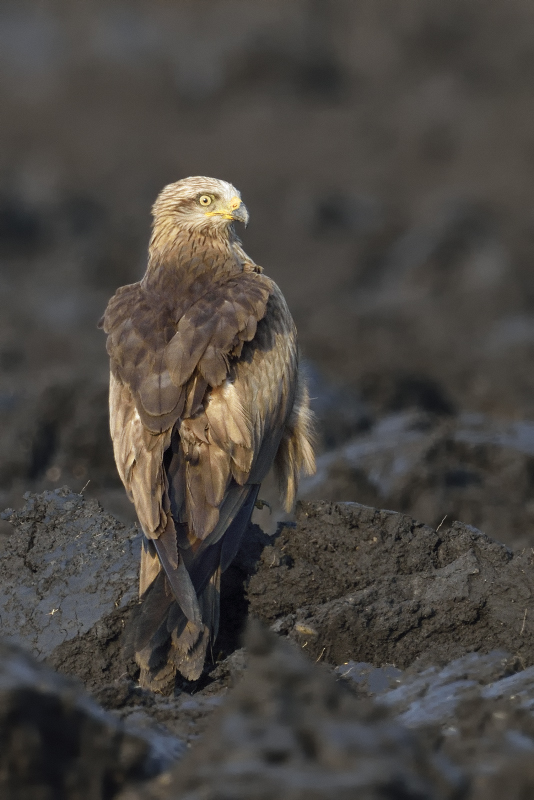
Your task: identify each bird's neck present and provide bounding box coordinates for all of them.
[143,218,241,294]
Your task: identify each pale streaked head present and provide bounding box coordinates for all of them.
[151,176,249,234]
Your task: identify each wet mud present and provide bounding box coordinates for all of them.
[302,409,534,549]
[247,500,534,668]
[0,639,164,800]
[4,3,534,797]
[0,488,141,689]
[2,489,534,796]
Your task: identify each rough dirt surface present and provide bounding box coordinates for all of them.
[5,3,534,797]
[0,639,159,800]
[7,489,534,689]
[302,409,534,549]
[118,625,463,800]
[4,489,534,796]
[119,635,534,800]
[5,2,534,546]
[248,500,534,668]
[0,487,141,687]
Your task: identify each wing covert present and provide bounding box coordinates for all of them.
[102,272,271,434]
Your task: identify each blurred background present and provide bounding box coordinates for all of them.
[3,0,534,546]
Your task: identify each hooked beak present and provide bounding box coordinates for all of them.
[205,196,249,227]
[229,197,249,227]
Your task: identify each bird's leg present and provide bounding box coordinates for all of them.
[255,498,272,513]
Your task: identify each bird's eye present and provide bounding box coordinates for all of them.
[199,195,212,206]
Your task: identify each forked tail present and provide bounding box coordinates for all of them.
[126,484,259,691]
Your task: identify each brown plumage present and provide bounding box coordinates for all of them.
[100,176,315,690]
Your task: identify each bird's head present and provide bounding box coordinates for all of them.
[151,177,249,240]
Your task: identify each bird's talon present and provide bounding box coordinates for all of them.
[255,498,272,513]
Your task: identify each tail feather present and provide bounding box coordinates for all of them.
[127,571,173,655]
[134,573,219,687]
[171,622,210,682]
[199,566,221,644]
[220,486,259,572]
[130,487,254,690]
[171,566,221,681]
[137,647,176,693]
[152,524,202,626]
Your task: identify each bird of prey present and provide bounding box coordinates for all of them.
[100,176,315,690]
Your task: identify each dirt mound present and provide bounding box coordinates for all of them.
[0,639,159,799]
[4,489,534,796]
[247,501,534,668]
[3,489,534,686]
[120,624,462,800]
[0,487,141,689]
[117,627,534,800]
[302,410,534,550]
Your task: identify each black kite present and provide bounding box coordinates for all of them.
[100,177,315,690]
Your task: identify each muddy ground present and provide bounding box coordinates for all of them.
[2,488,534,797]
[5,1,534,529]
[4,2,534,797]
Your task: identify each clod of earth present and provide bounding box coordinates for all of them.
[248,501,534,669]
[117,623,463,800]
[0,487,142,689]
[0,638,174,799]
[4,489,534,797]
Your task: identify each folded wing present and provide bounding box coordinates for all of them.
[103,272,311,687]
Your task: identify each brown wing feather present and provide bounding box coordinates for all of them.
[162,284,299,543]
[103,272,271,431]
[107,276,309,547]
[109,373,171,536]
[104,244,314,686]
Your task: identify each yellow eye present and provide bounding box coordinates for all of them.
[199,195,212,206]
